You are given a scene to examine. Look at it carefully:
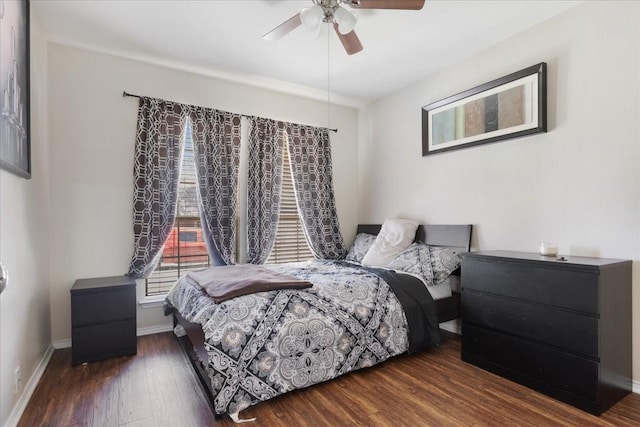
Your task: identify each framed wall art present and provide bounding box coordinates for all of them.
[422,62,546,156]
[0,0,31,178]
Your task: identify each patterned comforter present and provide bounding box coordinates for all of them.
[165,259,438,415]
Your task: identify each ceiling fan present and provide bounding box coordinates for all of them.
[263,0,426,55]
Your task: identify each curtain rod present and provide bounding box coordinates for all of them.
[123,91,338,133]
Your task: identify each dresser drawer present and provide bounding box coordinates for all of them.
[462,290,598,358]
[462,257,598,313]
[72,286,136,327]
[462,323,598,401]
[72,319,137,365]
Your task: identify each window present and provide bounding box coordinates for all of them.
[179,231,198,242]
[145,121,211,296]
[145,123,313,296]
[266,143,314,264]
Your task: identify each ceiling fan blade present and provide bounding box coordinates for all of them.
[350,0,425,10]
[333,25,364,55]
[262,13,302,41]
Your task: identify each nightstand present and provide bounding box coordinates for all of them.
[461,251,632,415]
[71,275,137,365]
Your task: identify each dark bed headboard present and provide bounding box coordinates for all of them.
[356,224,473,252]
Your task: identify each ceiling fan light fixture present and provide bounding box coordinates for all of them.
[265,0,425,55]
[334,6,358,34]
[300,5,324,31]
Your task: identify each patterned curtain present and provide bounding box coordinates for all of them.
[127,97,188,278]
[285,123,347,259]
[190,107,242,265]
[246,118,286,264]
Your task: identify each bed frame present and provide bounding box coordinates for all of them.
[172,223,472,417]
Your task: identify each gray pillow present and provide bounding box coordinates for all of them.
[387,242,434,285]
[388,243,462,286]
[429,246,462,285]
[345,233,376,264]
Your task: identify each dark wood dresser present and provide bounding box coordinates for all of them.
[71,275,137,365]
[461,251,632,415]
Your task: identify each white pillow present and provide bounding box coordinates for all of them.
[361,218,419,267]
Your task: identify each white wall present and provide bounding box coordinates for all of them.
[358,1,640,380]
[0,12,51,427]
[46,43,359,344]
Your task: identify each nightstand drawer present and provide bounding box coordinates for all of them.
[72,319,137,365]
[462,323,598,401]
[72,287,136,326]
[462,257,598,313]
[462,290,598,357]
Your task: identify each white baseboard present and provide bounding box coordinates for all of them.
[52,338,72,349]
[633,380,640,394]
[3,344,54,427]
[52,323,174,350]
[439,319,461,335]
[137,323,173,336]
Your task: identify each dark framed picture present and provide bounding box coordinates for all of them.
[422,62,546,156]
[0,0,31,178]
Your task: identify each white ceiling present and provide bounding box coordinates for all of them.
[32,0,583,107]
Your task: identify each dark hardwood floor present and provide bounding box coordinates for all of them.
[19,332,640,426]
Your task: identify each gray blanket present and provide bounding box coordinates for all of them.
[188,264,312,303]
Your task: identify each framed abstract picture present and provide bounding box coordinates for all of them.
[422,62,546,156]
[0,0,30,178]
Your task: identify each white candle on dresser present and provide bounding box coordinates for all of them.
[539,242,558,257]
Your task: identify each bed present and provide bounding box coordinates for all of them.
[165,223,472,418]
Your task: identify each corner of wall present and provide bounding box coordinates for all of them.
[0,9,52,427]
